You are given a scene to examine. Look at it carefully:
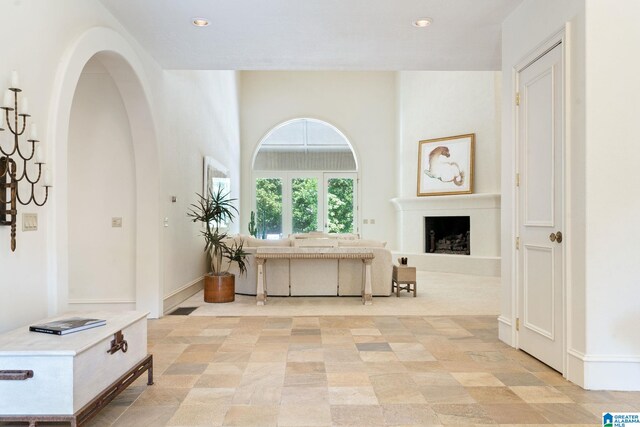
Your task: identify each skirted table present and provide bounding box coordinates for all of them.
[254,247,375,306]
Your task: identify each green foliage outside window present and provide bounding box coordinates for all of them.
[255,177,354,238]
[292,178,318,233]
[327,178,354,233]
[255,178,282,238]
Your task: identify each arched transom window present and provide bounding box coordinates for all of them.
[252,119,358,238]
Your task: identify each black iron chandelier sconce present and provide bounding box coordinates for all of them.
[0,71,52,252]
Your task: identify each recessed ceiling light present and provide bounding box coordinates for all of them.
[413,17,433,28]
[192,18,209,27]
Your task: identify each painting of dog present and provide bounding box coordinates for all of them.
[417,133,474,196]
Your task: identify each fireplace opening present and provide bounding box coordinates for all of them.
[424,216,470,255]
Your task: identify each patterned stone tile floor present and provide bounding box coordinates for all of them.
[49,315,640,426]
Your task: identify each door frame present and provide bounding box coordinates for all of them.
[512,26,572,376]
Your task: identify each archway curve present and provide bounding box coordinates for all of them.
[47,27,163,317]
[250,117,360,236]
[251,117,360,171]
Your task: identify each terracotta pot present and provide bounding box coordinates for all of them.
[204,273,235,303]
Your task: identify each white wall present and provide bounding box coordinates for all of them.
[394,72,502,275]
[500,0,586,373]
[239,71,397,247]
[397,71,502,198]
[583,0,640,390]
[68,59,136,304]
[0,0,240,332]
[162,70,241,299]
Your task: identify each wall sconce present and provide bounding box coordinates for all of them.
[0,71,51,252]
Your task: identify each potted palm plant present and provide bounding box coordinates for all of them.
[188,187,248,303]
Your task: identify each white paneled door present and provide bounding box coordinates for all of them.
[517,43,564,372]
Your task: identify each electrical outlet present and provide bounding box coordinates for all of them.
[111,217,123,228]
[22,213,37,231]
[164,217,169,227]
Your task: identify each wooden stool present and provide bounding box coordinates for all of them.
[392,264,417,297]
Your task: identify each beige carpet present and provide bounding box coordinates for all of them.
[181,271,500,317]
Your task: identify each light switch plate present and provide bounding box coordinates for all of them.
[370,219,376,224]
[22,213,37,231]
[363,219,369,224]
[112,217,123,228]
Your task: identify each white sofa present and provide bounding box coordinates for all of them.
[226,234,392,297]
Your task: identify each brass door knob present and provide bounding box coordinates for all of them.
[549,231,563,243]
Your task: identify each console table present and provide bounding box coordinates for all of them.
[255,247,375,306]
[0,311,153,426]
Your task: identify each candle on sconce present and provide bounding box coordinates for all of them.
[30,123,38,140]
[43,168,52,187]
[21,97,28,115]
[11,70,19,88]
[3,90,11,108]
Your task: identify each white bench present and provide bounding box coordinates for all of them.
[0,311,152,426]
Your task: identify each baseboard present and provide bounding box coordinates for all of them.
[163,277,204,314]
[67,299,136,311]
[392,252,500,276]
[497,315,513,346]
[567,349,640,391]
[566,348,586,388]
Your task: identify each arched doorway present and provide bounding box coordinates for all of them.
[251,118,359,237]
[48,28,162,317]
[67,56,137,309]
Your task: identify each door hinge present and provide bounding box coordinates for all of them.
[516,236,520,250]
[515,173,520,187]
[515,92,520,106]
[516,318,520,331]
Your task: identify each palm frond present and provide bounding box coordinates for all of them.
[224,240,249,276]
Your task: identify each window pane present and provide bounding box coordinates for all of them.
[327,178,354,233]
[256,178,283,239]
[291,178,318,233]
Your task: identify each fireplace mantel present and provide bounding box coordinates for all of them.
[390,193,500,212]
[390,192,501,276]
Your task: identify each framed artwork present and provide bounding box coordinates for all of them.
[203,156,231,228]
[203,156,230,199]
[417,133,474,196]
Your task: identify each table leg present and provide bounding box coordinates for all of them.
[363,259,373,305]
[256,259,266,306]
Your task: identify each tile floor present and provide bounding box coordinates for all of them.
[184,271,501,317]
[70,314,640,426]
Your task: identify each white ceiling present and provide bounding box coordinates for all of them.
[100,0,523,71]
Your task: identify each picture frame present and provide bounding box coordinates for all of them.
[203,156,230,199]
[417,133,475,196]
[203,156,231,228]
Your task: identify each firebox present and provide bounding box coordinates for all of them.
[424,216,470,255]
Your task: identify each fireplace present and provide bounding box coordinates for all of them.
[424,216,470,255]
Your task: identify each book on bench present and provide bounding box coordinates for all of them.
[29,317,106,335]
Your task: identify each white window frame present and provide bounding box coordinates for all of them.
[253,170,359,237]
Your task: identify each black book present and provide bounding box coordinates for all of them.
[29,317,106,335]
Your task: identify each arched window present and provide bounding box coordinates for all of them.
[252,119,358,238]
